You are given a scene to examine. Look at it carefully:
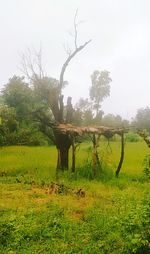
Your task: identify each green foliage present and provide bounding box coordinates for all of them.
[0,142,149,181]
[0,105,18,145]
[133,107,150,132]
[33,76,60,108]
[2,75,33,122]
[0,72,89,146]
[125,132,141,142]
[0,206,67,253]
[74,98,94,125]
[102,113,129,128]
[1,196,149,254]
[121,196,150,254]
[1,75,59,146]
[74,70,112,126]
[73,158,113,182]
[0,145,149,253]
[90,70,111,115]
[15,127,48,146]
[0,107,48,146]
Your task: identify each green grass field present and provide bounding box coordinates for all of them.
[0,141,149,178]
[0,142,150,254]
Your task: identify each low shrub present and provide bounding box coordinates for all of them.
[121,196,150,254]
[0,193,149,254]
[125,132,141,142]
[73,159,114,182]
[143,155,150,179]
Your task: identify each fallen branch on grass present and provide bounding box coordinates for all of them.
[45,182,85,197]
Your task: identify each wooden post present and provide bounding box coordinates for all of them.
[115,131,124,177]
[92,134,97,178]
[71,135,76,172]
[92,134,101,178]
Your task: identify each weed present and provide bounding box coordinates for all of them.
[143,154,150,179]
[0,144,149,253]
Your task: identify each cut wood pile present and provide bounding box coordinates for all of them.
[46,182,85,197]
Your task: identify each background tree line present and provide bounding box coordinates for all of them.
[0,72,149,147]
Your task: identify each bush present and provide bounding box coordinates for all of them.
[125,132,141,142]
[16,128,48,146]
[121,196,150,254]
[73,159,113,181]
[0,128,48,146]
[0,194,150,254]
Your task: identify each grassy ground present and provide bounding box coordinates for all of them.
[0,142,150,254]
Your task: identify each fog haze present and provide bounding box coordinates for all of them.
[0,0,150,119]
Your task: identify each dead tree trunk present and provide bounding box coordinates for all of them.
[116,132,124,177]
[21,13,91,172]
[59,147,69,169]
[56,31,91,171]
[54,131,72,170]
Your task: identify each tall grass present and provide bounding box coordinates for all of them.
[0,141,149,180]
[0,146,57,184]
[0,142,149,254]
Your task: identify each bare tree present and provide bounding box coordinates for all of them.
[21,11,91,170]
[20,46,45,82]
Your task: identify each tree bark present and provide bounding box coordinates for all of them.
[61,148,69,169]
[59,40,91,90]
[54,131,71,170]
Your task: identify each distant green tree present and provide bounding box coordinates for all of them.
[102,113,118,127]
[0,105,18,145]
[90,70,111,117]
[1,76,49,145]
[74,98,93,125]
[102,113,129,127]
[2,76,33,124]
[133,107,150,132]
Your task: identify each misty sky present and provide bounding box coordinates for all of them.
[0,0,150,119]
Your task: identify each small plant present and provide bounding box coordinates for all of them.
[121,196,150,254]
[143,155,150,179]
[74,159,113,181]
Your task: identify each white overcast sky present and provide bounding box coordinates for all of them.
[0,0,150,119]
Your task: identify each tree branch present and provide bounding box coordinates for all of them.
[20,47,44,83]
[59,39,91,90]
[138,130,150,148]
[74,9,78,49]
